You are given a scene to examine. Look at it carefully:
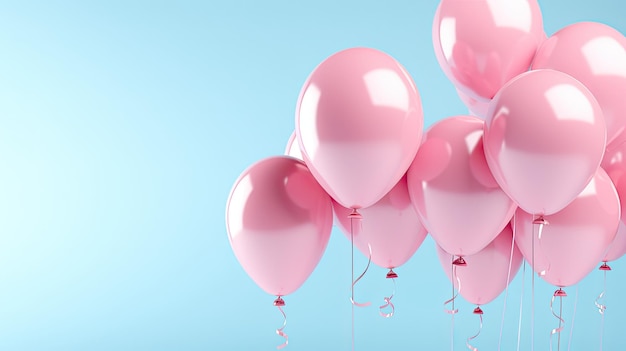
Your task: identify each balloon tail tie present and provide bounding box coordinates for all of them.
[350,243,371,307]
[467,307,484,351]
[273,297,288,350]
[550,289,566,351]
[516,260,526,351]
[379,271,396,318]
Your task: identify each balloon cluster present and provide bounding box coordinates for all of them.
[226,0,626,347]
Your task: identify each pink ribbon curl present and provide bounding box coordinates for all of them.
[273,297,288,350]
[550,289,566,351]
[466,307,484,351]
[379,270,396,318]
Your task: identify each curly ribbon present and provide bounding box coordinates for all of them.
[273,297,288,350]
[444,264,461,315]
[350,243,372,307]
[550,289,566,351]
[467,307,484,351]
[379,271,396,318]
[531,216,549,351]
[596,263,610,351]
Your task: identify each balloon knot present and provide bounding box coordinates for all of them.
[533,216,548,225]
[273,297,285,307]
[553,288,567,297]
[453,257,467,266]
[473,306,484,315]
[599,262,612,271]
[348,209,362,219]
[386,269,398,279]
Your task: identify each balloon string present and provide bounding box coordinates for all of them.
[467,312,483,351]
[351,243,372,307]
[550,292,565,351]
[379,277,396,318]
[597,269,607,351]
[567,285,579,351]
[444,264,460,315]
[516,260,526,351]
[274,298,288,350]
[498,217,517,349]
[531,216,548,351]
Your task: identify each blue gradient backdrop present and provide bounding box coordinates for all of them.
[0,1,624,350]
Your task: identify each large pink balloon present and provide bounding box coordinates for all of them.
[432,0,544,102]
[483,69,607,215]
[514,168,620,287]
[437,224,522,306]
[532,22,626,148]
[407,116,516,256]
[225,156,333,296]
[296,47,423,210]
[333,175,427,269]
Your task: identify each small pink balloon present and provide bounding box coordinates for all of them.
[514,168,620,287]
[225,156,333,296]
[456,88,489,119]
[483,69,607,215]
[296,47,423,210]
[284,131,303,160]
[437,224,522,306]
[605,222,626,262]
[532,22,626,149]
[432,0,545,101]
[407,116,516,257]
[333,175,427,269]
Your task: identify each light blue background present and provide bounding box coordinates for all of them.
[0,0,624,350]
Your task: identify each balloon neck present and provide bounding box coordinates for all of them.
[533,215,548,225]
[473,306,483,315]
[348,209,362,219]
[553,288,567,297]
[386,269,398,279]
[453,257,467,266]
[600,262,612,271]
[273,296,285,307]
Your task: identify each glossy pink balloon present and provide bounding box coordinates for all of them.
[437,224,522,306]
[605,222,626,262]
[456,88,489,119]
[407,116,516,256]
[225,156,333,296]
[432,0,544,101]
[333,175,427,269]
[514,168,620,287]
[284,131,303,160]
[532,22,626,148]
[483,69,607,215]
[296,47,423,209]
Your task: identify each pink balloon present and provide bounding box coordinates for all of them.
[296,47,424,210]
[437,224,522,306]
[605,222,626,262]
[483,69,607,215]
[333,175,428,269]
[407,116,516,256]
[532,22,626,148]
[432,0,544,101]
[456,88,489,119]
[284,131,303,160]
[514,168,620,287]
[225,156,333,296]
